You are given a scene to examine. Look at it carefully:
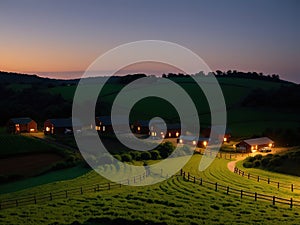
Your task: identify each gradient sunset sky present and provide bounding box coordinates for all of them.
[0,0,299,82]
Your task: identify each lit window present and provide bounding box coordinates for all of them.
[168,132,171,137]
[179,139,183,144]
[30,128,35,132]
[151,132,155,136]
[203,141,207,147]
[46,127,50,132]
[251,146,254,150]
[269,143,273,148]
[137,126,141,131]
[162,134,165,138]
[223,137,227,142]
[192,140,196,145]
[103,126,105,132]
[95,126,100,131]
[176,132,179,137]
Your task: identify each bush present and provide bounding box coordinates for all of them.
[243,161,253,168]
[121,154,132,162]
[157,141,175,158]
[140,151,151,160]
[253,160,261,167]
[245,156,255,162]
[150,150,160,160]
[113,154,122,161]
[254,154,263,160]
[261,157,270,167]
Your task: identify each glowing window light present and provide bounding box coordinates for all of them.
[176,132,179,137]
[179,139,183,144]
[95,126,101,131]
[45,127,50,132]
[162,134,165,138]
[269,143,273,148]
[192,140,196,145]
[30,128,35,132]
[103,126,106,132]
[168,132,171,137]
[223,137,227,142]
[203,141,207,147]
[137,126,141,131]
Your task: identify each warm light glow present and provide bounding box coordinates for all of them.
[251,146,254,150]
[203,141,207,147]
[161,132,164,135]
[179,139,183,144]
[223,137,227,142]
[168,132,171,137]
[103,126,105,132]
[192,140,196,145]
[255,145,258,149]
[46,127,50,132]
[176,132,179,137]
[95,126,100,131]
[162,134,165,138]
[30,128,35,132]
[269,143,273,148]
[137,126,141,131]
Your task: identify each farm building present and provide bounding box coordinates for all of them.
[177,135,210,148]
[7,117,37,133]
[150,123,183,139]
[235,137,274,153]
[44,118,82,135]
[95,116,130,134]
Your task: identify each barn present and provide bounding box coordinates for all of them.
[177,135,209,148]
[7,117,37,133]
[44,118,82,135]
[235,137,274,153]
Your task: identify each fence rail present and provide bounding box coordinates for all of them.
[234,167,300,192]
[196,150,251,160]
[0,172,148,210]
[180,170,300,208]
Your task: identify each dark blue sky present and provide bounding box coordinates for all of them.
[0,0,299,82]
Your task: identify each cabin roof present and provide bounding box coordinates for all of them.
[10,117,34,124]
[47,118,82,127]
[243,137,274,146]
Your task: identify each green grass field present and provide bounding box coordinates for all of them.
[1,155,299,225]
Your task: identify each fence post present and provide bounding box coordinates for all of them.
[255,192,257,201]
[240,190,243,199]
[50,192,52,200]
[215,182,218,191]
[273,196,276,205]
[108,183,111,190]
[248,173,250,179]
[34,196,37,204]
[290,198,293,209]
[65,190,68,198]
[193,176,196,183]
[268,178,270,184]
[80,187,83,194]
[180,169,183,176]
[277,182,280,189]
[226,186,229,195]
[188,173,190,181]
[200,178,203,186]
[257,176,260,182]
[291,184,294,192]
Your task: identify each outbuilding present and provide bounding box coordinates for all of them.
[44,118,82,135]
[235,137,274,153]
[7,117,37,133]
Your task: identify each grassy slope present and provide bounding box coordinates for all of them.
[49,78,299,136]
[0,155,300,224]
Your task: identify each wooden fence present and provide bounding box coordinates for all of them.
[234,167,300,192]
[196,149,251,160]
[180,170,300,208]
[0,172,147,210]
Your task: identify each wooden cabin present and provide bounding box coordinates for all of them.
[44,118,82,135]
[150,123,182,139]
[235,137,274,153]
[7,117,37,134]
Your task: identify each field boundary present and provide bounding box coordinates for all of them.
[180,169,300,208]
[234,167,300,192]
[0,172,148,210]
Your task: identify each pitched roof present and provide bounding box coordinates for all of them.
[48,118,82,127]
[243,137,274,146]
[10,117,34,124]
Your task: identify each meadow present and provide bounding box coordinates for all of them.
[0,155,300,225]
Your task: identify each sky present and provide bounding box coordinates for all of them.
[0,0,299,82]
